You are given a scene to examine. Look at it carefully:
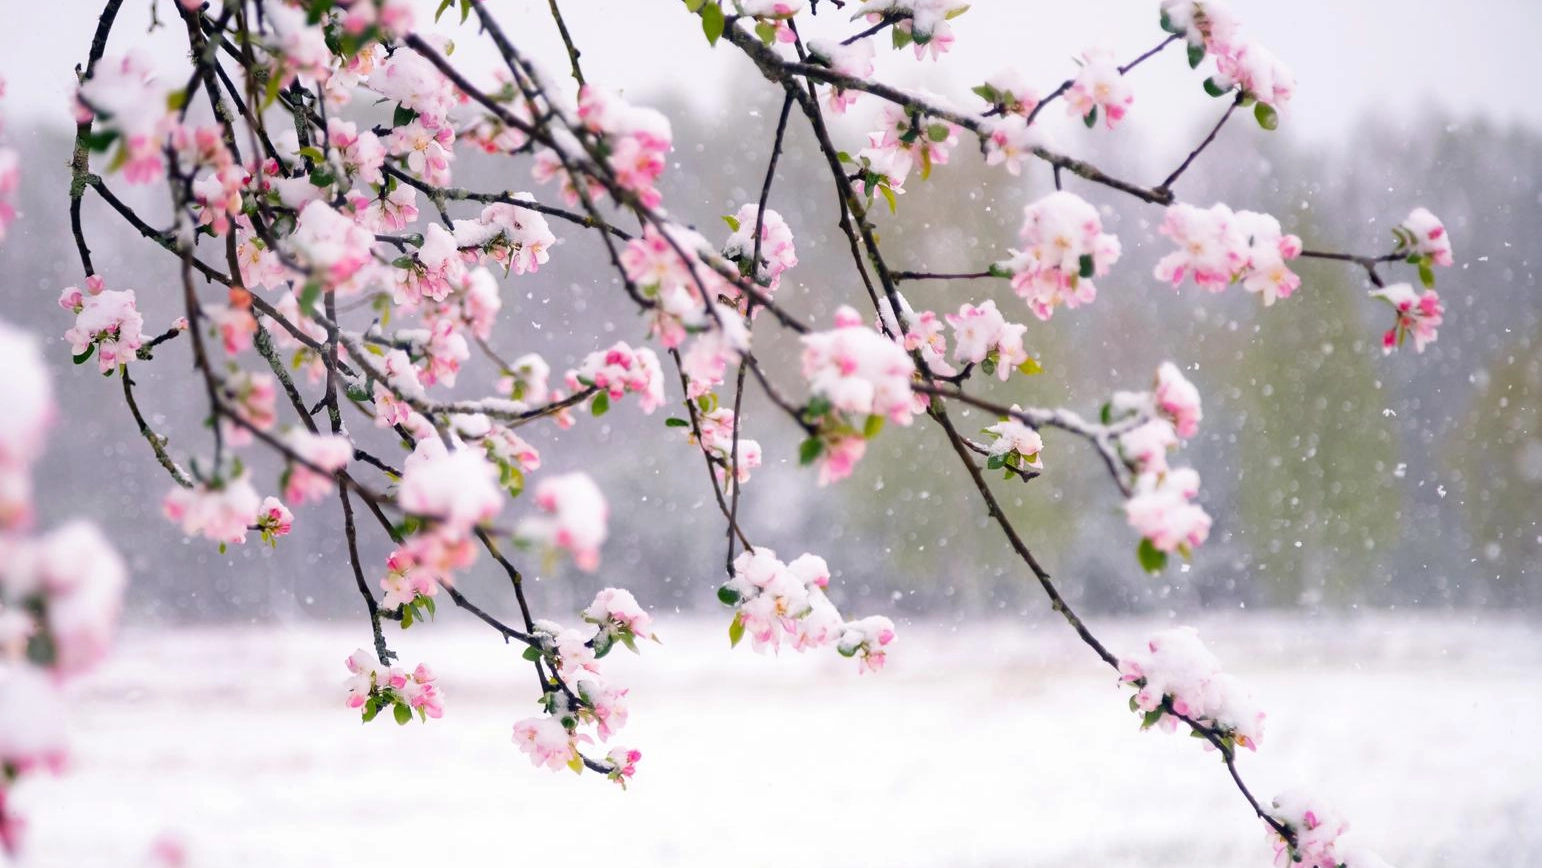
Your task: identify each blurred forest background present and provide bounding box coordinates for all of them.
[2,73,1538,625]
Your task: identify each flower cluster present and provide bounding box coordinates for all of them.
[1000,192,1122,321]
[1153,203,1303,305]
[717,549,896,673]
[566,342,666,416]
[800,307,918,484]
[1112,364,1211,563]
[1266,792,1397,868]
[722,204,798,293]
[512,587,653,784]
[945,300,1031,380]
[857,0,970,59]
[0,316,126,856]
[1370,283,1444,354]
[162,473,264,547]
[343,648,445,724]
[60,281,145,373]
[563,85,673,209]
[687,407,764,491]
[983,414,1045,473]
[1118,626,1265,751]
[1162,0,1295,124]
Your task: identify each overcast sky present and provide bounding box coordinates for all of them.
[3,0,1538,145]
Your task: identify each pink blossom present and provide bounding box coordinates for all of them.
[1002,192,1121,321]
[1120,626,1264,750]
[256,497,293,542]
[289,201,375,289]
[63,289,144,373]
[566,342,666,414]
[723,204,798,292]
[838,616,897,674]
[1154,362,1203,439]
[1370,283,1444,354]
[1066,48,1133,129]
[944,300,1029,379]
[984,416,1044,470]
[398,440,504,536]
[162,473,263,546]
[818,434,869,487]
[1124,467,1211,554]
[801,307,917,425]
[604,747,641,787]
[511,715,585,772]
[519,473,609,572]
[583,587,656,644]
[1399,207,1453,267]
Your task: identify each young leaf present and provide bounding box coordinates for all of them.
[522,645,543,662]
[393,702,412,725]
[863,414,885,439]
[728,614,745,648]
[1083,107,1098,129]
[721,214,741,232]
[591,391,610,417]
[1137,538,1168,574]
[1254,102,1279,132]
[665,417,690,428]
[1202,77,1228,98]
[1017,357,1044,376]
[1417,259,1436,289]
[716,584,741,606]
[798,437,825,466]
[72,344,96,366]
[1187,42,1205,69]
[700,2,725,46]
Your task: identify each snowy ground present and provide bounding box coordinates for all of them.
[13,613,1542,867]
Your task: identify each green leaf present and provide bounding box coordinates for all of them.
[422,596,436,618]
[1417,259,1436,289]
[400,606,414,628]
[435,0,455,21]
[1129,694,1141,713]
[665,417,690,428]
[1186,42,1205,69]
[721,214,741,232]
[1202,77,1228,98]
[1141,708,1165,729]
[1253,102,1279,132]
[862,414,885,439]
[392,104,419,127]
[798,437,825,466]
[1159,9,1177,33]
[1137,538,1168,575]
[361,701,380,723]
[879,183,898,214]
[298,281,322,315]
[728,614,745,648]
[1078,253,1096,280]
[1017,358,1044,376]
[393,702,412,725]
[891,26,914,50]
[700,2,725,46]
[72,344,96,366]
[522,645,543,662]
[926,123,951,143]
[683,0,707,10]
[1100,402,1113,425]
[591,391,610,417]
[1083,107,1098,129]
[755,20,777,45]
[298,145,326,164]
[986,453,1006,470]
[82,129,119,153]
[717,584,741,606]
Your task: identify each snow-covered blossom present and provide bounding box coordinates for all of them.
[398,440,503,537]
[1118,626,1264,750]
[4,521,127,677]
[974,69,1040,118]
[856,0,968,44]
[984,415,1044,470]
[62,288,144,373]
[289,201,375,289]
[1266,793,1394,868]
[806,38,875,113]
[262,4,332,85]
[511,715,586,772]
[604,747,641,788]
[1124,466,1211,554]
[519,473,608,572]
[1397,207,1454,268]
[801,306,917,425]
[255,497,292,545]
[1153,202,1302,305]
[76,53,172,184]
[161,473,264,546]
[1370,283,1443,354]
[1161,1,1243,56]
[343,649,444,724]
[1066,48,1134,129]
[566,343,665,414]
[944,300,1029,379]
[583,588,656,654]
[326,118,385,185]
[719,548,895,671]
[1119,419,1179,475]
[0,321,53,529]
[1212,39,1294,109]
[574,85,672,209]
[1001,192,1121,321]
[981,115,1045,177]
[371,46,460,129]
[1154,362,1203,438]
[867,101,959,180]
[723,204,798,291]
[0,663,69,777]
[689,408,764,490]
[452,200,556,276]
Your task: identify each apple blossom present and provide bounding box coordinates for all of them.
[1066,48,1134,129]
[519,472,609,571]
[162,473,264,547]
[512,715,586,772]
[1370,283,1444,354]
[945,299,1030,379]
[984,416,1044,471]
[1002,192,1122,321]
[1119,626,1264,751]
[398,440,504,537]
[1397,207,1454,268]
[801,306,918,425]
[63,288,144,373]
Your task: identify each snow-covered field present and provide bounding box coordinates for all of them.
[14,614,1542,867]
